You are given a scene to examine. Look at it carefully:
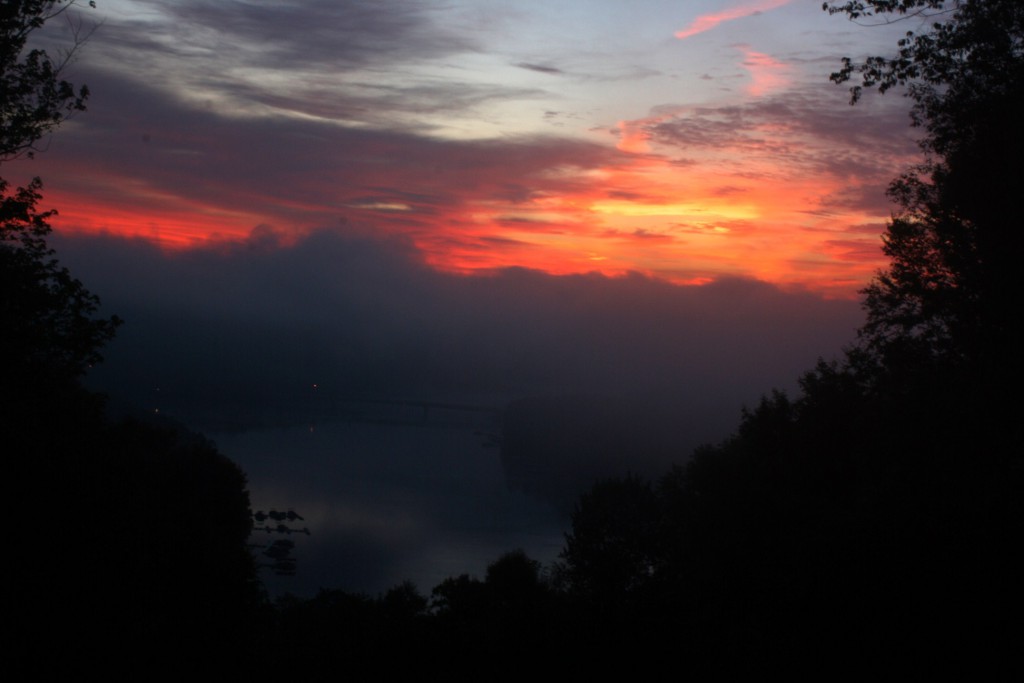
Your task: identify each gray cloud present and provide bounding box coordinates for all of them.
[101,0,476,70]
[646,86,919,213]
[55,228,862,441]
[33,66,623,237]
[515,62,564,75]
[50,0,548,134]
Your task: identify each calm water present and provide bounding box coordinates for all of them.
[216,416,567,598]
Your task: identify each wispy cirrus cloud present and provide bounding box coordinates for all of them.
[110,0,475,70]
[69,0,517,134]
[675,0,793,40]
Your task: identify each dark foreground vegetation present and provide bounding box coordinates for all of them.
[4,0,1021,676]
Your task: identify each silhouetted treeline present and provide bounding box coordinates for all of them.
[243,342,1020,673]
[4,205,265,670]
[558,366,1020,671]
[8,389,265,672]
[257,549,695,679]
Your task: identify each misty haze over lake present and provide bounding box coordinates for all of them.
[61,228,863,595]
[221,412,565,596]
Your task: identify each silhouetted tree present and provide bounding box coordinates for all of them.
[550,8,1024,665]
[381,580,429,621]
[823,4,1024,585]
[1,0,116,421]
[428,551,565,676]
[485,549,543,598]
[430,573,490,620]
[4,5,266,672]
[1,0,93,161]
[827,0,1024,394]
[561,475,661,603]
[1,178,120,384]
[2,0,113,473]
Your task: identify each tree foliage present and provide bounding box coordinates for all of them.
[4,4,267,670]
[1,0,94,161]
[561,475,661,601]
[1,0,116,398]
[826,0,1024,379]
[1,178,120,387]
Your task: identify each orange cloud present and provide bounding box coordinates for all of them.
[739,47,792,96]
[386,141,891,298]
[36,75,913,300]
[675,0,792,40]
[43,187,259,248]
[45,131,889,299]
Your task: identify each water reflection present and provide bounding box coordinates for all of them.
[216,417,566,597]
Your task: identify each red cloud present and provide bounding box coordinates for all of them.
[675,0,792,40]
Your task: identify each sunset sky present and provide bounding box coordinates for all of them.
[27,0,925,298]
[19,0,935,594]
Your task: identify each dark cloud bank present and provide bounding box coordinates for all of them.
[55,228,863,592]
[60,227,861,486]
